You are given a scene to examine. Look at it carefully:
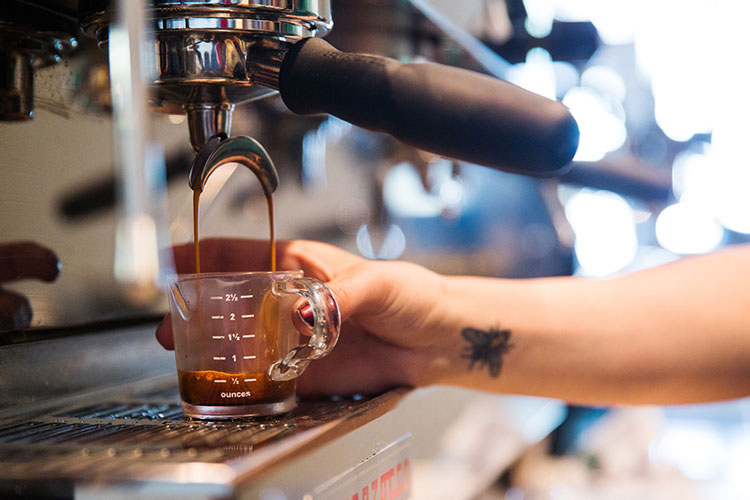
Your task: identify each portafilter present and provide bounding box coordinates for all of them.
[81,0,579,177]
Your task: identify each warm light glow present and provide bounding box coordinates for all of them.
[168,114,185,124]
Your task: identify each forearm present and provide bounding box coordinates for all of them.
[424,247,750,405]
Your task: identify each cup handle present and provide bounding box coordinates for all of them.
[269,277,341,381]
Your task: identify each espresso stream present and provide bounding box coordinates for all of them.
[192,188,276,273]
[184,181,283,408]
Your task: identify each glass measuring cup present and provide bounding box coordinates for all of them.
[168,270,340,419]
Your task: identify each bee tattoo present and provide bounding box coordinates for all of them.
[461,327,513,378]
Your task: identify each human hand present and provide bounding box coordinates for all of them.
[0,241,61,331]
[157,240,750,405]
[155,238,454,396]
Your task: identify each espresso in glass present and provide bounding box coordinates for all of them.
[174,158,339,418]
[168,269,339,418]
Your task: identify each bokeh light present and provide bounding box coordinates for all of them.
[383,163,443,218]
[655,203,724,255]
[523,0,555,38]
[580,66,626,103]
[564,189,638,276]
[562,87,627,162]
[652,423,725,481]
[507,48,557,100]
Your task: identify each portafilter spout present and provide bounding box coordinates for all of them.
[189,134,279,197]
[185,103,235,155]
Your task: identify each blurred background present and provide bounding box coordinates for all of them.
[2,0,750,498]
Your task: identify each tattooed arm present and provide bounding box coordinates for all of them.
[413,248,750,405]
[156,239,750,405]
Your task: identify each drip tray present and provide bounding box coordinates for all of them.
[0,379,383,483]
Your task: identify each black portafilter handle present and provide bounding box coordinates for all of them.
[279,38,579,177]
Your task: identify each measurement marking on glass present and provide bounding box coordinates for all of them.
[213,356,226,361]
[210,296,223,300]
[241,314,255,318]
[242,334,255,339]
[244,378,257,382]
[240,295,253,299]
[212,335,225,339]
[243,356,257,360]
[214,379,227,383]
[211,315,224,320]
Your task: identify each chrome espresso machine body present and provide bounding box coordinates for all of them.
[0,1,576,498]
[80,0,334,153]
[3,0,579,168]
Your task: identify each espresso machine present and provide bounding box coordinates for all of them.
[0,1,575,498]
[4,0,579,166]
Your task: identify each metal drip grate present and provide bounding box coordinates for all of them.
[0,383,371,481]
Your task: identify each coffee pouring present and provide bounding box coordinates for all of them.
[189,134,280,274]
[179,134,340,419]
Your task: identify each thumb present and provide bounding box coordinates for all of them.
[295,262,382,326]
[321,263,383,324]
[295,275,369,328]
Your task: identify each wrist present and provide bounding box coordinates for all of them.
[417,274,550,390]
[393,274,509,387]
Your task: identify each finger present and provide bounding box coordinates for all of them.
[0,242,60,283]
[280,243,381,324]
[0,290,33,331]
[155,314,175,350]
[280,240,363,281]
[295,324,413,396]
[291,301,314,336]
